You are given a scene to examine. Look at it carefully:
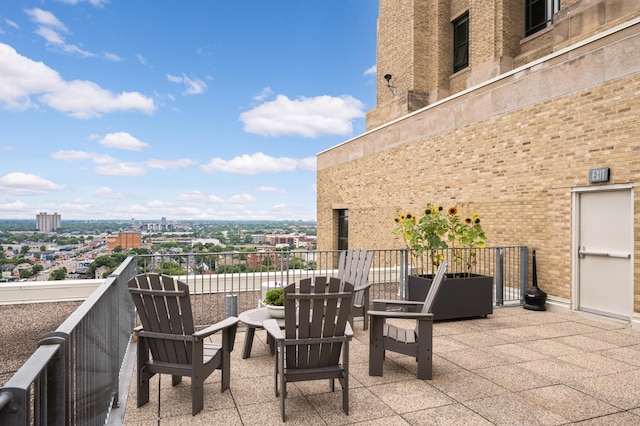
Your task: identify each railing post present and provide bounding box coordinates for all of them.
[225,294,238,318]
[495,246,504,306]
[37,333,68,426]
[400,249,408,300]
[519,246,529,305]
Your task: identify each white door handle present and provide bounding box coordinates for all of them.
[579,246,630,259]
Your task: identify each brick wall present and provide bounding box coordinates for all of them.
[317,19,640,308]
[369,0,640,128]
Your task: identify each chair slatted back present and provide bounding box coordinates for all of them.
[128,274,195,365]
[421,261,448,314]
[337,249,373,306]
[284,276,353,370]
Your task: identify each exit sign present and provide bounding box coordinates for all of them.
[589,167,610,183]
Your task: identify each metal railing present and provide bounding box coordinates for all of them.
[0,257,137,425]
[134,246,527,325]
[0,246,527,425]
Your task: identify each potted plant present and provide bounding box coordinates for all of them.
[263,287,285,318]
[394,203,493,320]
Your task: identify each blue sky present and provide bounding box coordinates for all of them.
[0,0,378,221]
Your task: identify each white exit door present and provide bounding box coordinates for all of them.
[575,187,633,320]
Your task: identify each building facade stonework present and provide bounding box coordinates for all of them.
[317,0,640,324]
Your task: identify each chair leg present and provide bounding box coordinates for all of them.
[416,318,434,380]
[191,377,204,416]
[362,307,368,330]
[137,366,151,408]
[279,344,287,421]
[221,348,231,392]
[137,339,151,407]
[369,317,384,376]
[172,375,182,386]
[343,343,349,415]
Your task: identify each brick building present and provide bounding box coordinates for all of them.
[107,232,142,251]
[317,1,640,325]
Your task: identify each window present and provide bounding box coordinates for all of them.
[337,209,348,251]
[453,13,469,73]
[526,0,561,37]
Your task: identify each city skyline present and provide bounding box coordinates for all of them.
[0,1,378,221]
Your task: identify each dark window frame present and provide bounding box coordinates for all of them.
[526,0,561,37]
[453,13,469,74]
[337,209,348,251]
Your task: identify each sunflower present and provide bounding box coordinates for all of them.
[448,207,458,215]
[465,218,472,224]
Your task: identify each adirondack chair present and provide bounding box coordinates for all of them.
[337,249,374,330]
[264,276,354,421]
[128,273,239,416]
[368,261,447,380]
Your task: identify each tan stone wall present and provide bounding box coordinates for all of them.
[317,21,640,309]
[370,0,640,128]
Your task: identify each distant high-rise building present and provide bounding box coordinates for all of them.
[36,212,61,233]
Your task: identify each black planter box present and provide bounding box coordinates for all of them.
[408,274,493,321]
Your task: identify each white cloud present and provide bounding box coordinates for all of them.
[103,52,122,62]
[25,8,68,31]
[0,199,27,212]
[176,191,224,203]
[26,8,94,57]
[99,132,149,151]
[166,73,207,95]
[255,185,284,193]
[228,194,256,203]
[93,162,145,176]
[253,87,274,102]
[145,158,196,169]
[201,152,309,175]
[176,191,257,204]
[239,94,365,138]
[91,153,119,165]
[51,150,96,161]
[0,172,65,195]
[364,64,377,75]
[5,19,19,29]
[94,186,132,198]
[35,26,66,45]
[39,79,156,118]
[57,0,110,7]
[136,54,147,65]
[51,150,145,176]
[1,145,15,152]
[297,156,317,172]
[0,43,156,117]
[273,203,287,211]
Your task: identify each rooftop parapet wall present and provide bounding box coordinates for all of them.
[319,18,640,171]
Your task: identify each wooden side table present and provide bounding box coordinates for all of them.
[238,307,285,358]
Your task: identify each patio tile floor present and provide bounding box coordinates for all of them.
[118,307,640,425]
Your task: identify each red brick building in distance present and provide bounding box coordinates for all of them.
[107,232,142,251]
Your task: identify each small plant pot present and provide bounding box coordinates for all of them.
[266,305,285,318]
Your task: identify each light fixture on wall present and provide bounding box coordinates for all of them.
[384,74,396,97]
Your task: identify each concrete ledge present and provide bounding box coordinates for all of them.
[0,279,102,305]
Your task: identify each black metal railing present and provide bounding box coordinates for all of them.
[133,246,527,325]
[0,246,527,425]
[0,257,137,425]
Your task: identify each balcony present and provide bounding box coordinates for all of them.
[4,248,640,424]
